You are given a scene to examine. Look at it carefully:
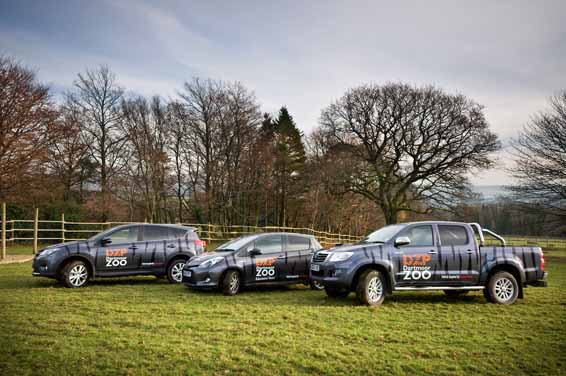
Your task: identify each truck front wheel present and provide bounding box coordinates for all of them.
[486,271,519,304]
[356,270,386,306]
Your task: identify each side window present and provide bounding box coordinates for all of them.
[108,226,139,244]
[439,225,469,246]
[398,225,434,247]
[287,235,310,252]
[168,228,188,239]
[254,235,283,254]
[144,226,169,241]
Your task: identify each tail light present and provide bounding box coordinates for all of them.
[540,249,545,271]
[195,239,207,249]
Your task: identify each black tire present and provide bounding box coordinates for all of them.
[486,271,519,305]
[310,280,325,291]
[443,290,469,298]
[60,260,90,288]
[222,270,241,296]
[324,286,350,298]
[356,270,386,306]
[167,259,187,283]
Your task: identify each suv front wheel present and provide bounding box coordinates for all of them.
[356,270,386,306]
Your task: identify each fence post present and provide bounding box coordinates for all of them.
[1,203,6,260]
[33,208,39,254]
[61,213,65,243]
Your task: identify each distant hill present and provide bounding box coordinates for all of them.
[471,185,510,203]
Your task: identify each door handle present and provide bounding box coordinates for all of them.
[428,250,438,254]
[167,244,176,248]
[465,250,474,254]
[128,246,138,250]
[276,255,286,259]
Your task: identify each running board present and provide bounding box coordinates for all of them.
[394,286,485,291]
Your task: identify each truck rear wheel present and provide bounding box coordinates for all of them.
[486,271,519,304]
[356,269,386,306]
[324,286,350,298]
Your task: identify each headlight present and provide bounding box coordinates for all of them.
[328,252,353,262]
[38,248,60,257]
[200,257,224,268]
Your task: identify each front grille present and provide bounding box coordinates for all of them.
[313,251,329,263]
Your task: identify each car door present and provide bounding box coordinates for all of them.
[96,225,141,273]
[246,234,286,285]
[393,224,438,286]
[285,234,312,282]
[140,225,171,271]
[438,224,480,285]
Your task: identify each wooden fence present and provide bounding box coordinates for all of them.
[1,203,565,259]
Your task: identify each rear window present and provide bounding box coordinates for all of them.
[143,226,170,241]
[287,235,310,251]
[439,225,469,246]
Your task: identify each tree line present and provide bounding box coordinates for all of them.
[1,56,564,236]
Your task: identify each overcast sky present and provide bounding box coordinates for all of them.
[1,0,565,185]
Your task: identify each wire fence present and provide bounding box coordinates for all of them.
[1,203,565,259]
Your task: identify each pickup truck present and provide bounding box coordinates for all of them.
[310,221,547,305]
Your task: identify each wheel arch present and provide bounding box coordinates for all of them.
[351,262,393,293]
[219,266,244,285]
[485,263,524,299]
[165,254,192,271]
[57,255,94,278]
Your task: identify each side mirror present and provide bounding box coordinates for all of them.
[248,248,262,256]
[100,237,112,246]
[394,237,411,247]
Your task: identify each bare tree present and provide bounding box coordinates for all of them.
[68,66,126,220]
[0,56,57,199]
[120,96,170,222]
[509,91,566,225]
[318,82,500,224]
[47,103,93,201]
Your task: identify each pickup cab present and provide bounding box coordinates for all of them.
[310,221,547,305]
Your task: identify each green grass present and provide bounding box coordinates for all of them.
[0,250,565,375]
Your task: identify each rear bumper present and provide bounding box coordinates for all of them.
[528,272,548,287]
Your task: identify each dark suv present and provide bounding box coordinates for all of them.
[32,224,205,287]
[183,232,324,295]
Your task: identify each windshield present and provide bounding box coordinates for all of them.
[87,227,115,242]
[360,224,407,244]
[214,235,260,252]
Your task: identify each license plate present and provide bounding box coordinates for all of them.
[311,264,320,272]
[183,270,192,277]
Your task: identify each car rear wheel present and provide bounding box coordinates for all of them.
[167,259,187,283]
[486,271,519,304]
[222,270,241,296]
[356,270,386,306]
[60,260,90,288]
[324,286,350,298]
[310,280,325,291]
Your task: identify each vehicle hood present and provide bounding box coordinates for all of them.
[37,241,84,255]
[325,243,383,253]
[187,252,230,266]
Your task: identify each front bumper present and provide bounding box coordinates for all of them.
[309,262,352,288]
[182,266,223,289]
[31,256,58,278]
[529,272,548,287]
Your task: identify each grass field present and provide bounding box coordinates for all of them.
[0,247,565,375]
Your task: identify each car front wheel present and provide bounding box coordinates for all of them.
[222,270,241,296]
[167,259,187,283]
[60,260,90,288]
[356,270,386,306]
[486,271,519,304]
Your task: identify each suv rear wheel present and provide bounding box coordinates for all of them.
[356,270,386,306]
[60,260,90,288]
[310,280,325,291]
[167,259,187,283]
[486,271,519,304]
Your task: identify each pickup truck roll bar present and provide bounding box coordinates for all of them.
[468,223,506,247]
